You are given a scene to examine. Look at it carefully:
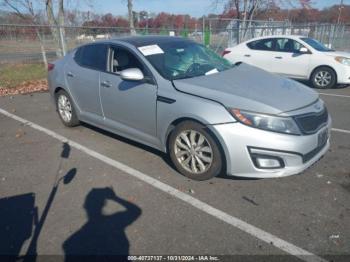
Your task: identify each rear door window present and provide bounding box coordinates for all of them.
[247,38,275,51]
[75,44,108,71]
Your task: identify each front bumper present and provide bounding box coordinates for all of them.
[211,117,332,178]
[336,65,350,84]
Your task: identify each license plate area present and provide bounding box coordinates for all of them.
[318,128,328,147]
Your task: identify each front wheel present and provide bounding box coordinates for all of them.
[169,121,223,181]
[311,67,337,89]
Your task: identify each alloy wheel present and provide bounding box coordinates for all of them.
[57,94,72,123]
[174,130,213,174]
[314,71,332,87]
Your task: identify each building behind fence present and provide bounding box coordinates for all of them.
[0,20,349,65]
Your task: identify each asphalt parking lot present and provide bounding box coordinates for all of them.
[0,86,349,261]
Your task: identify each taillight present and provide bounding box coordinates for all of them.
[222,50,231,56]
[48,63,55,71]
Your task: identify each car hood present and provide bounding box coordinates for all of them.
[173,63,319,115]
[323,51,350,58]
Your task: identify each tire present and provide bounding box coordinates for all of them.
[169,121,223,181]
[55,90,80,127]
[310,67,337,89]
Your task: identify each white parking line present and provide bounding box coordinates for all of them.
[319,92,350,98]
[332,128,350,134]
[0,108,327,262]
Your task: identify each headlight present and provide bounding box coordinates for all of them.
[229,109,301,135]
[335,56,350,66]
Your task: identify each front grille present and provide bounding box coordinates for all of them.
[294,108,328,134]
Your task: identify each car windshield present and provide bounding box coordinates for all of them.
[140,41,234,80]
[300,37,334,52]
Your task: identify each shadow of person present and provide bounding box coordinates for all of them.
[0,193,37,260]
[63,187,141,260]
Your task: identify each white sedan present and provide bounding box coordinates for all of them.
[222,35,350,89]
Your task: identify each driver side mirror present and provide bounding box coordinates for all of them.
[299,47,309,54]
[120,68,144,81]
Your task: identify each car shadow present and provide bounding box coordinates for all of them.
[62,187,142,260]
[81,123,257,181]
[216,173,261,181]
[81,122,175,170]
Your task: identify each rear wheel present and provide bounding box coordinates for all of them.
[55,90,79,127]
[169,121,223,181]
[311,67,336,89]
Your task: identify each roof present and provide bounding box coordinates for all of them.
[111,35,193,47]
[243,35,307,42]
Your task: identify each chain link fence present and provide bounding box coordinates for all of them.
[0,24,204,65]
[205,18,350,53]
[0,21,349,66]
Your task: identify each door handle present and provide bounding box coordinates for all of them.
[275,56,282,59]
[244,54,251,57]
[101,80,111,88]
[67,72,74,77]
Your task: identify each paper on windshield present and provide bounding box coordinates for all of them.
[205,68,219,75]
[138,45,164,56]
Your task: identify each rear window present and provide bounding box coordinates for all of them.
[75,44,108,71]
[247,38,274,51]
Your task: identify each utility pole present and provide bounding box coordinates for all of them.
[337,0,344,24]
[127,0,136,35]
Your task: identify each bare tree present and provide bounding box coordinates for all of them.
[214,0,314,41]
[221,0,267,21]
[215,0,313,20]
[127,0,136,35]
[219,0,266,40]
[213,0,264,20]
[45,0,67,57]
[1,0,48,67]
[46,0,61,56]
[58,0,67,55]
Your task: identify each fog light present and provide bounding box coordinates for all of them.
[256,158,281,168]
[251,154,284,169]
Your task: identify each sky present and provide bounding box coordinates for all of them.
[87,0,224,18]
[80,0,349,18]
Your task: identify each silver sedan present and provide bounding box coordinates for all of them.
[48,36,331,180]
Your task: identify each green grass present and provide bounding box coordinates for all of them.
[0,63,47,89]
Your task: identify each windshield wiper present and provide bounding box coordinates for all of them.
[171,72,200,80]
